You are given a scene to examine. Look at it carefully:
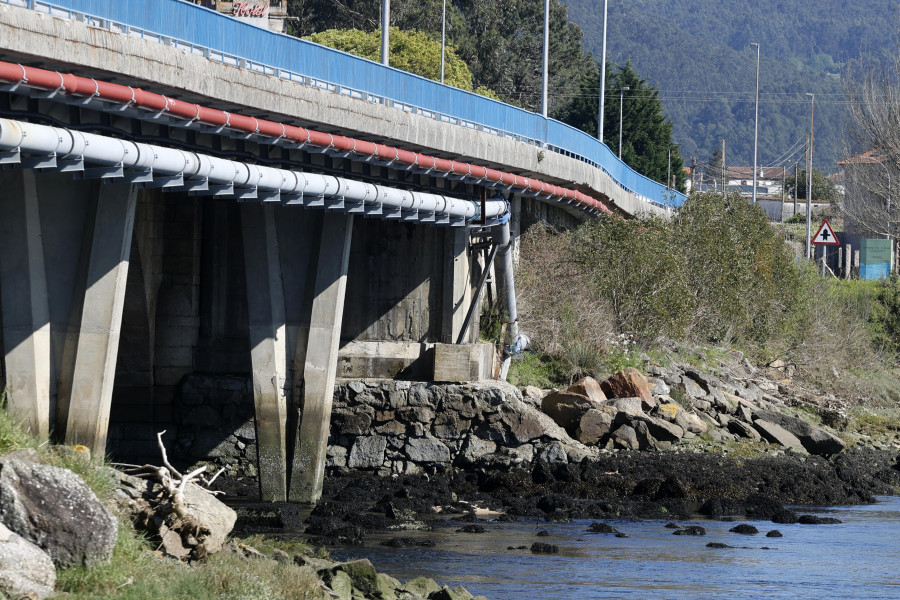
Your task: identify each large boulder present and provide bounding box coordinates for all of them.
[541,391,603,435]
[577,409,614,445]
[611,425,640,450]
[0,521,56,600]
[348,436,388,468]
[638,416,684,443]
[405,438,451,464]
[600,368,653,403]
[567,377,608,404]
[499,396,566,444]
[753,410,846,455]
[114,471,236,561]
[753,419,808,454]
[728,419,762,441]
[0,455,117,568]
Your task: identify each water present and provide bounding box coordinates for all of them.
[331,496,900,600]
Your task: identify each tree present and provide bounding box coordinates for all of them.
[610,63,686,191]
[707,143,727,192]
[783,169,840,204]
[304,28,485,92]
[842,54,900,238]
[554,61,686,190]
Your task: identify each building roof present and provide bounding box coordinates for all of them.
[836,149,886,165]
[724,166,789,180]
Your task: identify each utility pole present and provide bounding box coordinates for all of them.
[750,42,760,204]
[793,161,799,219]
[440,0,446,84]
[781,166,786,222]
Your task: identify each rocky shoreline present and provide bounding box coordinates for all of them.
[298,445,900,547]
[230,361,900,547]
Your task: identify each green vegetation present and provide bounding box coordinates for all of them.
[511,192,900,393]
[56,532,323,600]
[305,27,497,97]
[783,169,840,204]
[556,61,687,190]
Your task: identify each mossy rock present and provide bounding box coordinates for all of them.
[404,576,442,598]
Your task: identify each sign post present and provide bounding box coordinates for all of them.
[811,219,839,276]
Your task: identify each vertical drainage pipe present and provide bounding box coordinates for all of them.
[492,219,526,380]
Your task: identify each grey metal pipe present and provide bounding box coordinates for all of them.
[0,118,507,225]
[491,219,529,379]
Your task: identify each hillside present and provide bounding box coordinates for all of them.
[562,0,899,173]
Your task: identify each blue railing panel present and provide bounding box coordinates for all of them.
[11,0,686,207]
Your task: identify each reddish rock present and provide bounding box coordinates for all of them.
[567,377,608,404]
[601,368,653,403]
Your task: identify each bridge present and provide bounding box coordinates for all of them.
[0,0,684,504]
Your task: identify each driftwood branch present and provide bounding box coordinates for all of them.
[118,431,227,517]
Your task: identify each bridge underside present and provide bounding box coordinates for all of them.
[0,1,598,504]
[0,164,579,502]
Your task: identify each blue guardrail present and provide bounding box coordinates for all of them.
[13,0,686,207]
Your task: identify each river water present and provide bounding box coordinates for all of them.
[331,496,900,600]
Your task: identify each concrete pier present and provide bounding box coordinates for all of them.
[290,213,354,504]
[0,172,136,452]
[0,170,51,439]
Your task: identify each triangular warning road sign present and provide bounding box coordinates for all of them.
[812,219,840,245]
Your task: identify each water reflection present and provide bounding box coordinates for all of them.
[328,496,900,600]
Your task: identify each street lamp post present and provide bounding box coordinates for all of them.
[597,0,608,141]
[806,93,815,260]
[618,86,630,159]
[541,0,549,118]
[440,0,446,84]
[381,0,390,66]
[751,42,760,204]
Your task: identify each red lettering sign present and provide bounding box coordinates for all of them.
[233,1,267,17]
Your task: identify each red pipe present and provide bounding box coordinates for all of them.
[0,60,611,214]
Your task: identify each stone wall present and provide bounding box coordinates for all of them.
[167,375,593,491]
[325,380,592,476]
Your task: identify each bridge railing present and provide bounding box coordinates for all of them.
[2,0,686,208]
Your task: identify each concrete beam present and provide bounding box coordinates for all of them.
[290,213,353,504]
[62,182,138,452]
[0,170,51,439]
[241,204,289,502]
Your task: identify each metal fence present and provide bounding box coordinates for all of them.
[1,0,686,207]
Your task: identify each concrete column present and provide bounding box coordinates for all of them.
[241,204,289,502]
[441,227,471,343]
[0,170,51,438]
[290,213,353,504]
[63,182,138,452]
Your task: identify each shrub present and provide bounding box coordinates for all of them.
[514,192,892,389]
